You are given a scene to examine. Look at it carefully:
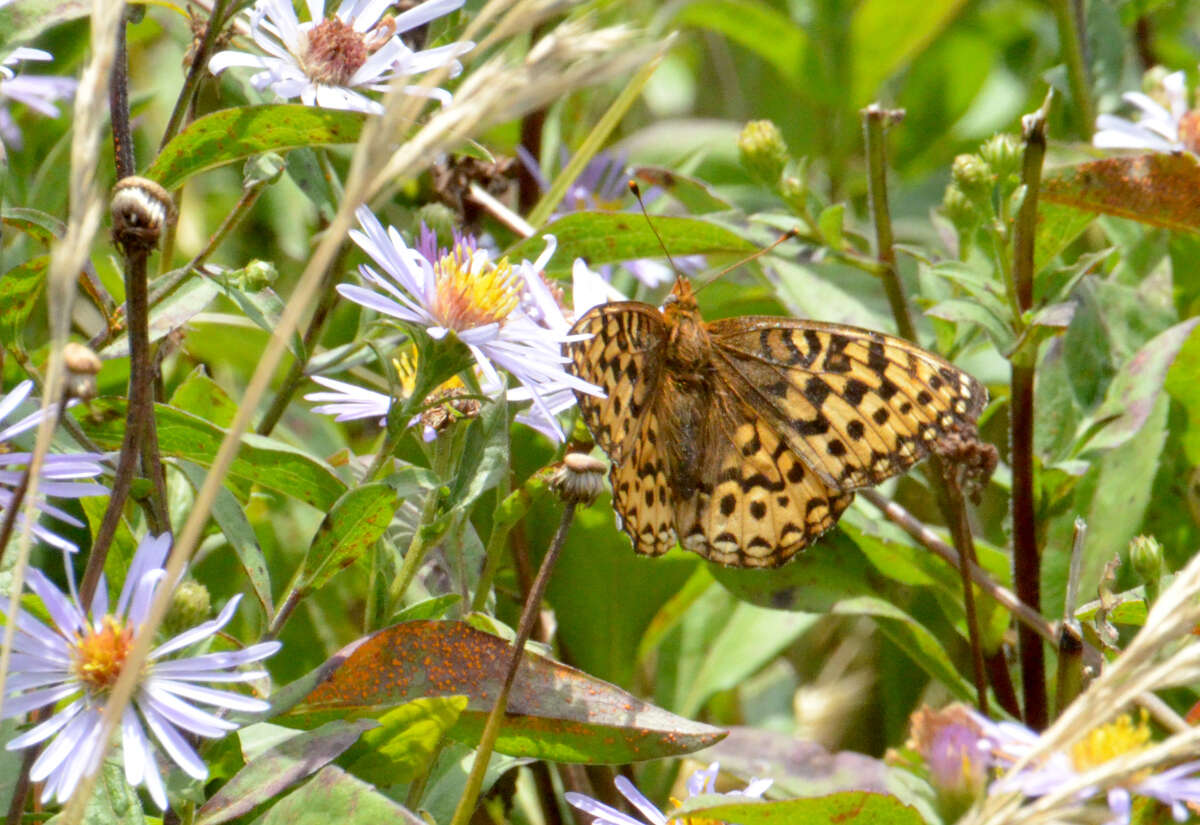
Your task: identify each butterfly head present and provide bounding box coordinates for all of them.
[662,276,709,368]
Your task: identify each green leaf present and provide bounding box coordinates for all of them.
[213,271,304,358]
[299,483,399,594]
[2,207,64,243]
[177,460,274,616]
[817,203,846,250]
[1080,318,1200,455]
[391,593,462,622]
[0,0,90,54]
[447,396,508,514]
[46,760,145,825]
[195,720,376,825]
[671,0,807,88]
[925,298,1015,352]
[102,276,222,358]
[146,105,367,190]
[0,255,46,347]
[169,367,240,429]
[676,791,925,825]
[1164,325,1200,463]
[287,620,726,763]
[850,0,968,106]
[505,212,756,274]
[254,766,425,825]
[73,399,347,510]
[1034,203,1100,275]
[1041,153,1200,233]
[632,165,734,214]
[343,697,467,785]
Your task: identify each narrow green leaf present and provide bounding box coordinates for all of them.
[677,791,925,825]
[1041,153,1200,233]
[102,277,222,358]
[817,203,845,250]
[343,697,467,785]
[146,105,366,190]
[299,483,399,593]
[505,213,756,274]
[926,298,1015,352]
[177,460,274,616]
[2,207,64,243]
[73,399,347,510]
[195,720,376,825]
[254,766,425,825]
[632,165,734,214]
[391,593,462,623]
[288,620,726,763]
[447,396,507,515]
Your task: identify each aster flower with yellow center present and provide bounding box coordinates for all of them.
[336,207,602,441]
[971,710,1200,824]
[208,0,474,114]
[565,762,771,825]
[3,533,280,810]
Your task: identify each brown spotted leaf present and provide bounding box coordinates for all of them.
[1041,153,1200,233]
[286,620,725,763]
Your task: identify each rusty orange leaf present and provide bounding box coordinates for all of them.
[1041,153,1200,233]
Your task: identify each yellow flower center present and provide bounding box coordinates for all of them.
[432,247,519,330]
[1070,713,1152,772]
[72,616,135,694]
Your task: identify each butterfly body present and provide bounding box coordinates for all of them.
[566,276,986,568]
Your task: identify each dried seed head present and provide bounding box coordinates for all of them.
[63,342,102,400]
[111,177,175,252]
[550,452,607,506]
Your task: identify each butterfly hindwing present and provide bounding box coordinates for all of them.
[673,386,854,567]
[708,318,986,490]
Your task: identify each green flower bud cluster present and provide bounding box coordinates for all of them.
[738,119,790,186]
[163,579,213,637]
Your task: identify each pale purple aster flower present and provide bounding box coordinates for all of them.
[337,207,602,441]
[3,533,281,810]
[0,48,77,149]
[1094,69,1197,154]
[209,0,473,114]
[908,704,991,796]
[0,380,106,553]
[565,762,771,825]
[972,710,1200,825]
[517,147,703,289]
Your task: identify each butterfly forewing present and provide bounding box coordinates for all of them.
[567,302,667,462]
[709,318,986,490]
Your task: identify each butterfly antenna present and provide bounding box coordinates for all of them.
[693,226,800,296]
[629,180,681,276]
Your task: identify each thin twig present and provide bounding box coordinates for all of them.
[1010,93,1052,729]
[161,0,232,149]
[861,103,988,711]
[448,502,577,825]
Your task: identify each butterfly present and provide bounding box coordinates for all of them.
[565,276,987,568]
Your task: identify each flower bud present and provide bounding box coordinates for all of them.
[163,579,212,637]
[550,452,607,506]
[63,342,102,401]
[415,203,458,246]
[111,177,175,253]
[940,184,978,230]
[979,134,1022,181]
[738,120,790,185]
[1129,534,1164,598]
[951,154,993,204]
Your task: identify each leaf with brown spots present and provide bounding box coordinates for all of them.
[1041,152,1200,234]
[287,620,725,763]
[567,277,987,568]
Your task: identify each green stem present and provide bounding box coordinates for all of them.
[449,502,576,825]
[1050,0,1094,140]
[861,104,915,341]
